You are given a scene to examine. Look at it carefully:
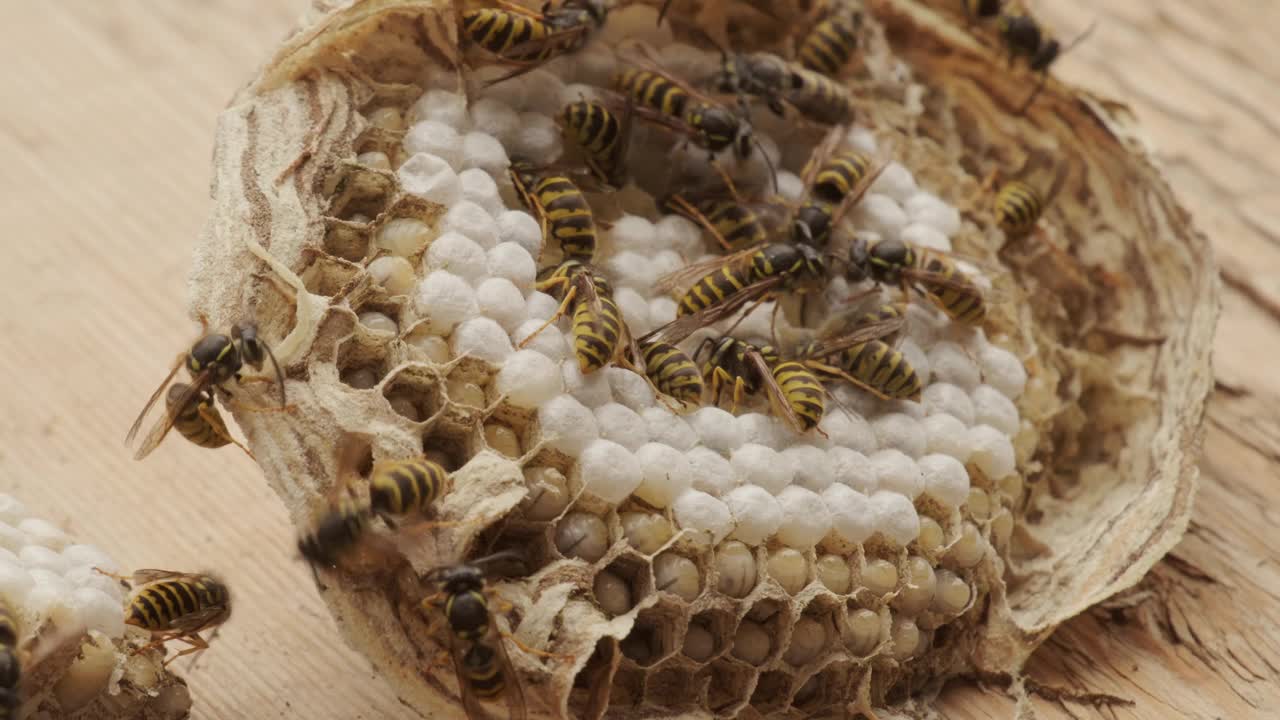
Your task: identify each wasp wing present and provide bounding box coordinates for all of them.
[132,369,213,461]
[810,316,907,357]
[129,569,193,585]
[642,273,782,347]
[746,348,805,434]
[124,356,184,447]
[652,243,764,295]
[798,124,848,198]
[826,139,895,233]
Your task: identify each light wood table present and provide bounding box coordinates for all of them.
[1,2,1274,718]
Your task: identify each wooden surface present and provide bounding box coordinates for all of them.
[0,2,1275,719]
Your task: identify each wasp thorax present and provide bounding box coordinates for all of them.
[187,334,239,380]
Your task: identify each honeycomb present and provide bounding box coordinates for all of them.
[186,0,1215,717]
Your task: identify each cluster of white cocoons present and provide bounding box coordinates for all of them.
[387,35,1027,562]
[0,494,125,642]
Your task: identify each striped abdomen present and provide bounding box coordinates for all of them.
[536,175,597,262]
[773,361,825,431]
[641,339,704,404]
[461,9,551,62]
[167,384,230,450]
[916,255,986,325]
[798,8,860,76]
[369,458,447,517]
[127,576,228,632]
[699,199,769,250]
[994,180,1043,235]
[298,501,369,566]
[560,101,624,184]
[812,150,872,205]
[787,66,853,125]
[615,68,688,119]
[571,289,622,374]
[461,644,506,698]
[677,263,754,316]
[838,340,922,400]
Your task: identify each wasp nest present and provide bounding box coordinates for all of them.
[189,0,1215,717]
[0,494,191,720]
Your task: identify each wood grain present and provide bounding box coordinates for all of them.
[0,1,1273,719]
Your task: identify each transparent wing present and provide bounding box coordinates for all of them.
[826,139,896,231]
[642,274,782,346]
[129,569,192,585]
[132,369,213,461]
[798,124,848,197]
[615,40,726,108]
[652,243,764,295]
[746,348,805,434]
[124,356,184,446]
[164,605,229,636]
[809,315,907,357]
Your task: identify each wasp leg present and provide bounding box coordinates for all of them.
[163,633,212,668]
[518,283,577,348]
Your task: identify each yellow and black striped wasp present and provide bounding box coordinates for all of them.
[613,48,757,164]
[421,551,533,720]
[795,0,864,78]
[461,0,609,86]
[520,260,631,375]
[791,125,892,250]
[96,568,232,668]
[165,382,254,458]
[509,162,601,263]
[658,190,775,254]
[982,5,1096,113]
[693,335,827,433]
[369,457,451,526]
[657,241,827,325]
[989,154,1070,237]
[713,50,854,127]
[558,98,635,189]
[125,318,285,461]
[844,236,990,326]
[635,335,705,407]
[790,302,923,402]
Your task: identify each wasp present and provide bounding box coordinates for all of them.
[660,192,771,253]
[165,382,253,458]
[693,336,825,433]
[96,569,231,667]
[369,457,450,523]
[636,336,705,406]
[1,601,17,720]
[421,551,532,720]
[614,59,754,164]
[664,242,827,323]
[461,0,608,85]
[791,127,891,249]
[991,160,1069,237]
[297,496,375,571]
[558,99,633,189]
[997,11,1096,113]
[521,260,628,375]
[796,2,863,77]
[714,51,854,126]
[846,237,988,325]
[126,319,285,461]
[792,303,922,401]
[509,163,599,263]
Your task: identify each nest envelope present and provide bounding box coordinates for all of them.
[185,0,1217,717]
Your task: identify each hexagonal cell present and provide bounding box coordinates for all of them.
[653,550,702,601]
[602,553,653,616]
[382,366,444,424]
[766,547,811,595]
[326,161,397,221]
[683,608,734,664]
[323,218,372,263]
[619,600,683,668]
[733,599,791,666]
[618,509,675,556]
[749,669,794,714]
[791,662,857,714]
[646,661,705,712]
[784,598,839,668]
[482,421,523,459]
[476,521,554,574]
[369,195,444,258]
[841,601,886,658]
[337,336,390,390]
[569,637,620,720]
[702,658,756,718]
[519,466,571,522]
[300,251,363,297]
[420,421,477,472]
[714,540,759,599]
[607,666,645,709]
[553,510,612,563]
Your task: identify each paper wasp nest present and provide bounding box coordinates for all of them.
[190,0,1216,717]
